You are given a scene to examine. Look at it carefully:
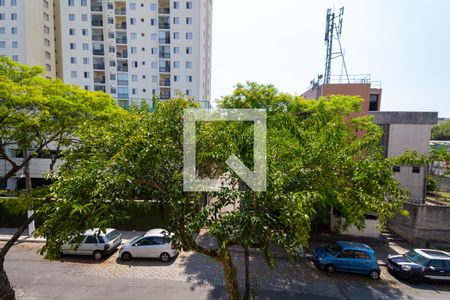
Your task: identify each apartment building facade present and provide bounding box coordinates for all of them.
[0,0,212,106]
[0,0,56,78]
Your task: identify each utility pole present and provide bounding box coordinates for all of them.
[23,149,35,236]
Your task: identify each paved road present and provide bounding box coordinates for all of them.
[3,242,450,300]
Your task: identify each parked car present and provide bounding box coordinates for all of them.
[62,228,122,260]
[313,241,381,279]
[119,228,178,262]
[386,249,450,282]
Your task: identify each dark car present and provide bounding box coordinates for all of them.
[313,241,381,279]
[386,249,450,282]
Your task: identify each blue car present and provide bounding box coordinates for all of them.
[313,241,381,279]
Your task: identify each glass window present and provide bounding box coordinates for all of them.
[151,33,157,40]
[44,38,50,46]
[81,14,88,21]
[82,29,88,36]
[83,57,89,64]
[0,28,4,34]
[186,75,192,82]
[70,43,76,49]
[353,250,370,260]
[71,71,77,78]
[325,242,342,255]
[43,26,49,34]
[393,166,400,172]
[81,0,87,6]
[70,57,77,64]
[105,230,120,242]
[43,13,49,21]
[150,3,157,11]
[130,32,137,40]
[405,250,429,266]
[82,43,89,50]
[186,47,192,54]
[11,13,17,20]
[130,18,136,25]
[186,17,192,25]
[108,17,114,24]
[0,0,4,5]
[12,41,18,48]
[186,61,192,69]
[174,75,179,82]
[150,18,156,26]
[186,1,192,9]
[338,250,354,258]
[173,17,179,24]
[131,75,138,81]
[43,0,49,8]
[173,61,179,68]
[11,27,17,34]
[412,166,420,173]
[152,75,157,82]
[11,0,16,6]
[173,47,179,54]
[68,0,74,6]
[173,32,179,39]
[428,260,444,268]
[84,235,98,244]
[12,55,18,61]
[110,74,116,80]
[129,3,136,10]
[173,1,179,9]
[0,14,4,20]
[186,32,192,40]
[69,28,75,35]
[69,14,75,21]
[0,41,6,48]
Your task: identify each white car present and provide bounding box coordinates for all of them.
[62,228,122,260]
[119,229,178,262]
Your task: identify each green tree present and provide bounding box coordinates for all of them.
[431,120,450,140]
[0,57,122,300]
[37,83,408,300]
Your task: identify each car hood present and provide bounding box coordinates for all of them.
[314,247,333,259]
[388,254,421,267]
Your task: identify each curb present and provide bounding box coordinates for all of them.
[0,237,45,243]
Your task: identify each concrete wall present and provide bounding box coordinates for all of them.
[330,214,380,238]
[388,203,450,247]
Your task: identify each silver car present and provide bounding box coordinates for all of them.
[62,228,122,260]
[119,229,178,262]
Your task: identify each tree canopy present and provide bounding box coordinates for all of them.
[431,120,450,140]
[36,82,408,300]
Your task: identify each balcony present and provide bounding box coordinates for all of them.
[94,77,106,84]
[117,65,128,72]
[160,79,170,87]
[115,23,127,30]
[117,51,128,58]
[158,8,170,14]
[93,64,105,70]
[91,5,102,12]
[91,20,103,27]
[115,8,126,15]
[159,66,170,73]
[159,22,170,30]
[118,93,129,99]
[159,38,170,44]
[94,85,106,92]
[160,93,171,100]
[92,34,104,42]
[159,52,170,59]
[93,49,104,56]
[116,37,127,44]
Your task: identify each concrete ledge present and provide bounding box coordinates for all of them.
[369,111,438,125]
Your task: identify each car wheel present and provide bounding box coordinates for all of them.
[325,264,335,275]
[93,251,103,260]
[369,270,380,280]
[121,252,132,261]
[160,252,170,262]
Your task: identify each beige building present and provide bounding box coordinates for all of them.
[0,0,56,78]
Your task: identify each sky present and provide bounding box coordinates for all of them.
[210,0,450,117]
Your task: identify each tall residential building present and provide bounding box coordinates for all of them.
[0,0,212,107]
[0,0,56,78]
[54,0,212,107]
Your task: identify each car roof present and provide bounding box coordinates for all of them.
[336,241,373,251]
[415,249,450,260]
[144,228,172,237]
[84,228,116,236]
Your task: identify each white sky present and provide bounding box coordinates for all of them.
[210,0,450,117]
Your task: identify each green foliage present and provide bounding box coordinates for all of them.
[431,121,450,140]
[426,175,438,194]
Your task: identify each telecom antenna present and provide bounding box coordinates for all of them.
[323,7,349,84]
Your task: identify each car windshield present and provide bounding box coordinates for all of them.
[105,230,120,241]
[130,234,144,244]
[325,242,342,255]
[405,250,429,266]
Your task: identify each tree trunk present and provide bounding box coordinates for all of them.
[0,213,36,300]
[220,249,240,300]
[243,246,250,300]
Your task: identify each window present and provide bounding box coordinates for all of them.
[83,57,89,64]
[173,1,179,9]
[129,2,136,10]
[186,1,192,9]
[0,14,4,20]
[186,75,192,82]
[43,13,49,21]
[132,88,137,95]
[71,71,77,78]
[130,32,137,40]
[12,55,18,61]
[338,250,354,258]
[107,2,113,9]
[130,18,136,25]
[152,75,158,82]
[44,38,50,46]
[173,32,179,39]
[369,94,379,111]
[45,51,51,59]
[43,26,49,34]
[0,28,4,34]
[412,166,420,174]
[70,43,76,49]
[186,47,192,54]
[151,61,158,69]
[82,29,88,36]
[110,74,116,80]
[81,14,88,21]
[152,89,156,95]
[173,61,179,68]
[45,64,51,71]
[186,32,192,40]
[84,72,90,79]
[11,27,17,34]
[150,18,156,26]
[150,3,157,11]
[69,28,75,35]
[151,47,157,55]
[108,17,114,24]
[353,251,370,260]
[84,236,97,244]
[11,0,17,6]
[11,41,18,48]
[393,166,400,173]
[173,75,179,82]
[186,89,191,96]
[173,17,179,24]
[428,260,444,268]
[11,13,17,20]
[0,0,5,5]
[82,43,89,50]
[186,17,192,24]
[69,14,75,21]
[151,33,157,40]
[81,0,87,6]
[108,32,114,39]
[132,61,138,68]
[43,0,49,8]
[68,0,74,6]
[186,61,192,69]
[131,75,138,81]
[70,57,77,64]
[130,47,137,54]
[173,47,179,54]
[0,41,5,48]
[109,60,115,67]
[109,46,115,53]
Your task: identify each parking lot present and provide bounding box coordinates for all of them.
[3,241,450,300]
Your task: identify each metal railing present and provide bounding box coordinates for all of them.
[159,38,170,44]
[160,79,171,86]
[115,8,126,15]
[158,8,170,14]
[93,64,105,70]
